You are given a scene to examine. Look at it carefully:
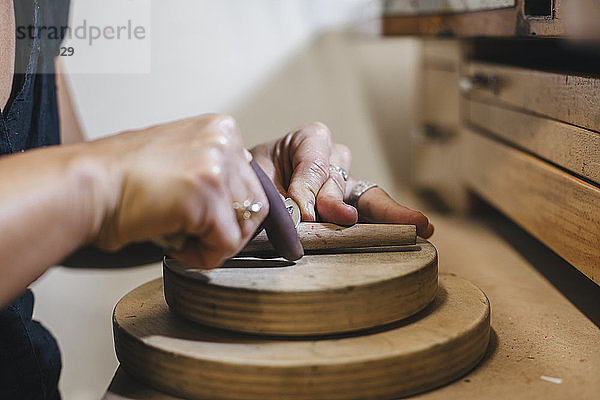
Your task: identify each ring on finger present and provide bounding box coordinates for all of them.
[348,180,378,208]
[233,199,263,221]
[329,164,348,182]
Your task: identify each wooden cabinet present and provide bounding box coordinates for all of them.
[461,63,600,284]
[393,7,600,285]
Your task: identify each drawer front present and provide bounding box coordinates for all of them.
[385,0,515,15]
[464,129,600,284]
[467,99,600,184]
[413,41,470,211]
[420,68,461,129]
[464,62,600,133]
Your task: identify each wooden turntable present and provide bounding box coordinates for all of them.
[113,223,491,399]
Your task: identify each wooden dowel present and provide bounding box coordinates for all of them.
[241,223,416,255]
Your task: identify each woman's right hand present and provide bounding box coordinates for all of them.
[87,114,268,268]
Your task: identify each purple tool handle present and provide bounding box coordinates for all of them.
[250,160,304,261]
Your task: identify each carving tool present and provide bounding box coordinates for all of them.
[153,160,304,262]
[249,160,304,261]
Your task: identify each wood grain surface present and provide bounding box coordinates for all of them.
[113,274,490,400]
[466,62,600,133]
[468,99,600,184]
[464,130,600,284]
[104,202,600,400]
[163,239,437,335]
[241,223,416,256]
[383,7,519,37]
[382,0,568,37]
[384,0,515,15]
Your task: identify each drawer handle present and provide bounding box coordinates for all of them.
[413,123,453,142]
[460,73,499,95]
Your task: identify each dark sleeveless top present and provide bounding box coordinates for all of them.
[0,0,70,398]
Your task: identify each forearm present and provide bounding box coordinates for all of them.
[0,143,110,306]
[54,60,162,268]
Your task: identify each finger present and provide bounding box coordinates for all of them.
[178,223,241,269]
[231,160,269,242]
[230,134,269,239]
[356,187,434,238]
[179,180,243,269]
[243,148,253,163]
[316,144,358,226]
[286,123,333,221]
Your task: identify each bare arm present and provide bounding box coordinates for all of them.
[55,58,85,144]
[0,114,269,308]
[0,143,107,305]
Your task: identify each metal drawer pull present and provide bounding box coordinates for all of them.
[460,73,500,95]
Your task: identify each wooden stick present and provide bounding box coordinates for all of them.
[240,223,416,256]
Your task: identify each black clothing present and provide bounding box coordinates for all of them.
[0,0,70,398]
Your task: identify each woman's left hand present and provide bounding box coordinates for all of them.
[250,122,434,238]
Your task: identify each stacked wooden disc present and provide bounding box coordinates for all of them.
[163,239,438,336]
[113,227,491,400]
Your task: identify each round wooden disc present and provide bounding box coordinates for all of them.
[114,274,490,400]
[163,240,438,335]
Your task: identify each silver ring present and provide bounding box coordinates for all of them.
[152,199,263,253]
[233,200,263,221]
[329,164,348,181]
[348,180,377,208]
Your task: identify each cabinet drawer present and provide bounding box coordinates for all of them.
[464,129,600,284]
[420,68,461,129]
[467,99,600,184]
[464,62,600,133]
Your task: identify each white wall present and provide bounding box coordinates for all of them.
[60,0,418,189]
[63,0,379,138]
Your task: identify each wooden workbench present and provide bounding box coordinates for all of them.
[102,206,600,400]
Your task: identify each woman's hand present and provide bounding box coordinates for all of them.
[250,122,433,238]
[90,114,269,268]
[1,114,270,306]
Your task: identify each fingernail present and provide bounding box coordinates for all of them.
[244,149,253,163]
[306,200,316,221]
